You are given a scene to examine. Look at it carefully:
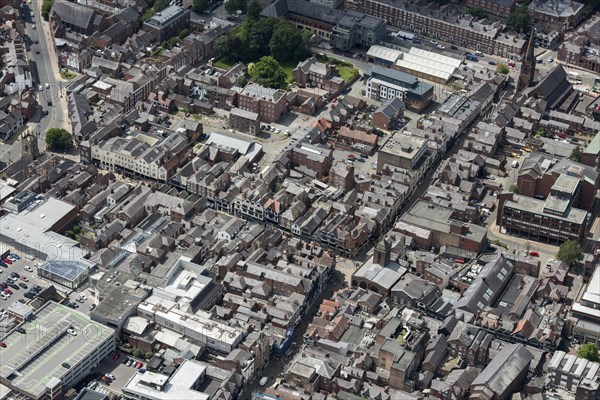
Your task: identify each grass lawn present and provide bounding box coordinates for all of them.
[336,65,359,82]
[280,61,297,83]
[214,58,234,70]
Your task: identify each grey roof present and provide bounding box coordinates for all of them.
[262,0,345,24]
[471,343,533,396]
[454,254,514,315]
[52,1,96,31]
[144,5,189,27]
[375,97,405,119]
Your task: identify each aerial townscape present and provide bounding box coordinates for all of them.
[1,0,600,398]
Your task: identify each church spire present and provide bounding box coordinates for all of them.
[517,30,536,93]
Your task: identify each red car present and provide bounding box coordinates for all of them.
[4,289,12,295]
[136,362,143,369]
[0,283,7,289]
[347,154,356,159]
[20,276,28,282]
[3,258,11,265]
[529,251,539,257]
[0,342,6,348]
[454,259,465,264]
[112,352,120,361]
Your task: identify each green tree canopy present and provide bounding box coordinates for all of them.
[269,20,310,63]
[192,0,209,12]
[45,128,73,152]
[569,146,582,162]
[41,0,53,20]
[507,4,529,33]
[179,29,190,40]
[509,184,520,194]
[496,64,510,74]
[248,0,262,20]
[556,240,584,266]
[249,56,287,89]
[578,344,600,362]
[225,0,247,14]
[153,0,170,11]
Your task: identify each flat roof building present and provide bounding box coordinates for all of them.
[137,295,246,354]
[0,301,116,400]
[377,132,428,172]
[123,359,241,400]
[143,5,190,42]
[497,192,588,244]
[571,265,600,345]
[0,197,87,261]
[364,67,434,112]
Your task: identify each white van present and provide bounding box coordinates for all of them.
[475,50,483,57]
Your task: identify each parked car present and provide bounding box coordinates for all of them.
[4,289,12,295]
[9,254,19,260]
[112,352,120,361]
[259,377,268,386]
[0,342,6,348]
[24,266,33,272]
[127,359,134,367]
[10,272,19,278]
[3,258,12,265]
[62,362,70,369]
[9,284,19,290]
[20,276,28,282]
[488,60,496,65]
[136,362,143,369]
[454,259,465,264]
[89,303,96,311]
[450,45,458,50]
[16,327,25,334]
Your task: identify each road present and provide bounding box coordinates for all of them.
[241,270,346,399]
[0,2,69,167]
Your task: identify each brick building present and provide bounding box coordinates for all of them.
[238,83,288,124]
[143,5,190,43]
[229,108,260,135]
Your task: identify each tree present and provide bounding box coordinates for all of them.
[578,344,600,362]
[569,146,582,162]
[507,4,529,33]
[214,34,243,61]
[41,0,53,20]
[153,0,170,11]
[269,20,310,63]
[556,240,584,266]
[169,37,179,48]
[509,184,520,194]
[225,0,246,15]
[132,348,144,358]
[179,29,190,40]
[192,0,209,12]
[249,56,287,89]
[145,351,154,360]
[467,7,488,19]
[248,0,262,20]
[45,128,73,152]
[496,64,510,74]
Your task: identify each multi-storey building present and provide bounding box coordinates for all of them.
[90,131,193,182]
[330,11,387,52]
[142,5,190,42]
[466,0,516,17]
[229,108,260,135]
[310,0,343,9]
[290,143,334,179]
[364,67,433,112]
[238,83,288,123]
[497,191,588,244]
[377,132,428,172]
[528,0,584,32]
[345,0,526,57]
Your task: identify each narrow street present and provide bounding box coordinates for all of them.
[241,270,346,399]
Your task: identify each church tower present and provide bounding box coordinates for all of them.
[517,31,536,93]
[21,129,39,161]
[374,237,392,267]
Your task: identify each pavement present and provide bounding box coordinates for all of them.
[1,2,71,168]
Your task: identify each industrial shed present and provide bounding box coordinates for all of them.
[395,47,462,83]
